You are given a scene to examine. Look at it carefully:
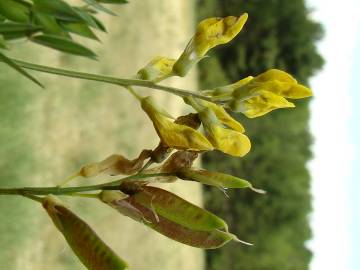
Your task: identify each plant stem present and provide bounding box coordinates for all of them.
[11,58,213,102]
[0,172,171,197]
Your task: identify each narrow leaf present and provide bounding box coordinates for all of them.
[90,15,107,32]
[0,0,31,23]
[32,0,83,22]
[60,22,99,41]
[0,51,43,87]
[31,34,97,59]
[34,13,68,37]
[0,36,7,49]
[83,0,117,16]
[43,196,129,270]
[0,22,41,34]
[73,8,100,29]
[97,0,129,4]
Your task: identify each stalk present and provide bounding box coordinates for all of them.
[10,59,213,102]
[0,173,171,197]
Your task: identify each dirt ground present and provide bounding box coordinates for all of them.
[0,1,204,269]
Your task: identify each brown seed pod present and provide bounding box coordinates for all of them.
[42,196,128,270]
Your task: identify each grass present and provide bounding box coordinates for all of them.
[0,1,204,269]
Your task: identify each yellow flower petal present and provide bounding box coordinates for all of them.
[137,56,176,82]
[210,125,251,157]
[198,107,251,157]
[233,69,312,99]
[195,14,248,57]
[141,97,213,151]
[230,90,295,118]
[201,100,245,132]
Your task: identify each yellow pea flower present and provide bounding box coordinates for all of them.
[200,100,244,132]
[141,96,213,151]
[137,56,176,82]
[232,69,312,100]
[173,14,248,77]
[229,90,295,118]
[194,14,248,57]
[212,69,313,117]
[198,106,250,157]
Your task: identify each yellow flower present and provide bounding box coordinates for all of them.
[232,69,312,100]
[141,96,213,151]
[214,69,313,117]
[194,14,248,57]
[198,106,250,157]
[137,56,176,82]
[173,14,248,77]
[229,90,295,118]
[200,100,244,132]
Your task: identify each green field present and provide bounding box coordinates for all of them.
[0,1,204,269]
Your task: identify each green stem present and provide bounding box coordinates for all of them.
[11,58,213,102]
[0,172,171,197]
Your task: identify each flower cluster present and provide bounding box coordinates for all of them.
[38,12,314,270]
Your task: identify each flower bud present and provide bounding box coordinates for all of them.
[137,56,176,82]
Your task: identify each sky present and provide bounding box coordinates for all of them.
[307,0,360,269]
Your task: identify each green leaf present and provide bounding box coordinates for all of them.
[129,186,228,231]
[0,0,31,23]
[34,13,68,37]
[0,36,7,49]
[60,22,99,41]
[90,15,107,32]
[43,196,129,270]
[32,0,83,22]
[31,34,97,59]
[0,22,41,34]
[97,0,129,4]
[73,7,101,29]
[100,190,247,249]
[177,168,266,193]
[0,51,43,87]
[82,0,117,16]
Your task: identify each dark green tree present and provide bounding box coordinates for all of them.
[197,0,323,269]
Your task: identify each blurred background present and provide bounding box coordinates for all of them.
[0,0,358,269]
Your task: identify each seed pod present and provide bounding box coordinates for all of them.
[42,196,128,270]
[177,168,265,194]
[100,190,242,249]
[132,186,228,231]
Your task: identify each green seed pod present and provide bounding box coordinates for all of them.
[177,168,265,194]
[42,196,129,270]
[100,190,243,249]
[133,186,228,231]
[0,0,31,23]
